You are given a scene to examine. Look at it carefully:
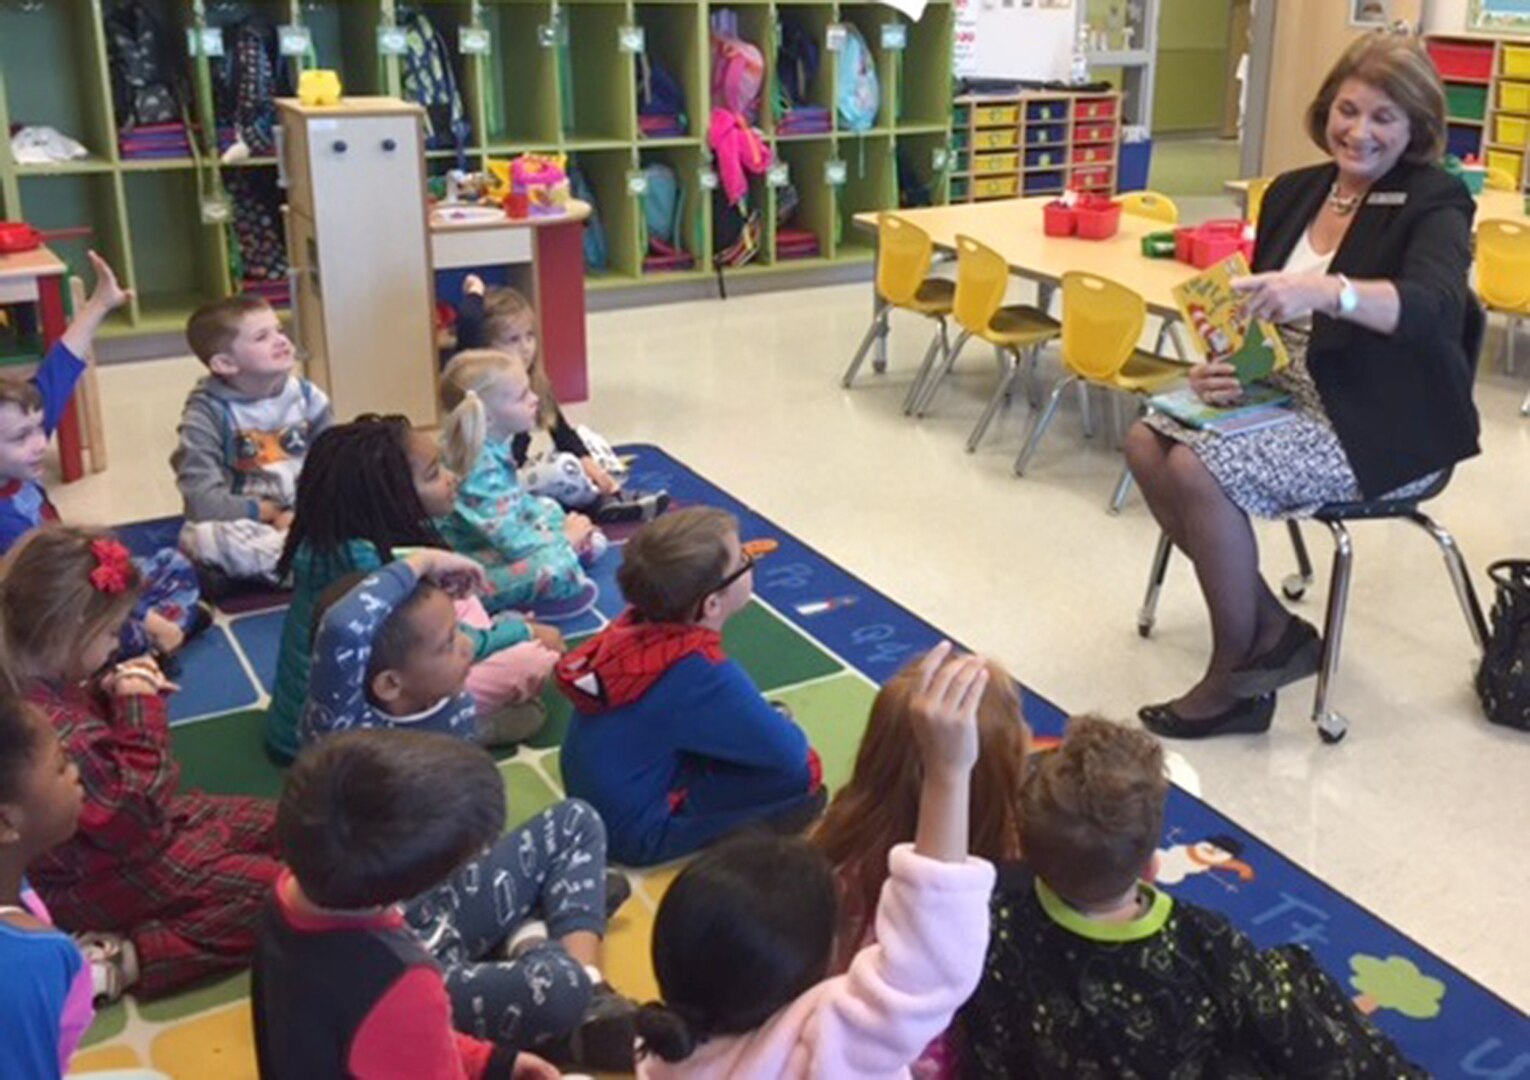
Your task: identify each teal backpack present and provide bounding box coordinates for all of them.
[568,164,608,271]
[835,25,879,133]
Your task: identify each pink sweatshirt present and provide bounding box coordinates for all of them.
[638,845,995,1080]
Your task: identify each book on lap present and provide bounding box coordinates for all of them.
[1149,385,1295,435]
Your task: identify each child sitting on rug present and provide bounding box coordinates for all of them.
[959,715,1425,1078]
[0,252,205,668]
[173,294,331,587]
[555,507,824,866]
[813,645,1031,1079]
[0,680,95,1080]
[1,526,281,1000]
[439,349,605,622]
[300,549,539,747]
[256,729,637,1076]
[452,275,668,524]
[633,645,997,1077]
[266,416,562,762]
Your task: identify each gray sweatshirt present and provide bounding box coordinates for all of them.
[170,374,332,522]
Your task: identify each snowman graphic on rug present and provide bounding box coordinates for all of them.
[1155,833,1256,891]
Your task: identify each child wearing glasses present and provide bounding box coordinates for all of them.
[555,508,825,866]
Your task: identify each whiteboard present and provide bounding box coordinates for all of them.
[957,2,1078,80]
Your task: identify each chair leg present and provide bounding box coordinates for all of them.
[902,320,950,415]
[1137,531,1174,637]
[1077,381,1095,438]
[1014,375,1074,476]
[967,349,1020,452]
[1025,347,1044,408]
[1282,519,1315,601]
[1166,320,1189,362]
[1521,382,1530,417]
[842,302,888,388]
[1505,315,1518,375]
[1310,520,1354,745]
[1109,464,1135,515]
[1407,510,1489,651]
[909,326,966,416]
[1151,319,1170,357]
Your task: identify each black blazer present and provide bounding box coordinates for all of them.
[1253,160,1480,497]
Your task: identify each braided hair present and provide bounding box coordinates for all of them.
[276,415,446,581]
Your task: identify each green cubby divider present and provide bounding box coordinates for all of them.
[770,137,831,260]
[893,131,948,208]
[836,3,893,133]
[16,172,133,332]
[636,3,705,140]
[900,1,950,128]
[573,148,642,281]
[299,0,389,96]
[563,4,638,144]
[1,0,118,167]
[121,168,225,328]
[638,145,708,274]
[481,1,562,147]
[837,131,892,258]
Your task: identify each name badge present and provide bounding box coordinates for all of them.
[1367,192,1406,206]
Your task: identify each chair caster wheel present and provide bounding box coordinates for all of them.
[1137,619,1153,639]
[871,360,887,375]
[1281,574,1308,601]
[1315,712,1347,744]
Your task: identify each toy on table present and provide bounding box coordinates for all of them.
[509,154,571,218]
[298,69,343,107]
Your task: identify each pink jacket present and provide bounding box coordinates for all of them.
[637,845,995,1080]
[708,108,772,205]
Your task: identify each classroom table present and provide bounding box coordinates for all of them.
[0,246,84,483]
[1225,177,1530,225]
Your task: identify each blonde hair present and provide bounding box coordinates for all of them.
[438,349,528,478]
[1306,31,1447,165]
[0,525,142,680]
[481,288,558,430]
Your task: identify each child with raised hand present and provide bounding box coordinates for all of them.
[634,641,998,1078]
[0,680,95,1080]
[173,293,331,586]
[812,651,1031,1078]
[556,507,824,866]
[0,252,205,668]
[439,349,605,621]
[257,729,636,1077]
[266,415,562,762]
[960,715,1424,1078]
[455,276,669,524]
[1,525,281,1000]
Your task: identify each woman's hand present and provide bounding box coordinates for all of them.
[1230,271,1337,324]
[404,550,489,597]
[1188,361,1244,407]
[581,455,620,496]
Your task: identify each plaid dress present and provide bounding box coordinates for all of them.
[28,680,280,999]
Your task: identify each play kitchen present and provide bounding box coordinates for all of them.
[0,222,92,255]
[277,95,591,427]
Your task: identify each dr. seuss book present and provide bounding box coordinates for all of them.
[1172,252,1290,385]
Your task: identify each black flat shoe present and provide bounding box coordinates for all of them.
[1229,617,1322,697]
[1139,693,1277,740]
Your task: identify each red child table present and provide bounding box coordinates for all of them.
[0,245,85,483]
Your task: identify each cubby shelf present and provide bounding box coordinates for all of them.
[1,0,953,340]
[1426,33,1530,192]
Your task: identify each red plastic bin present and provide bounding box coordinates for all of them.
[1186,220,1249,269]
[1074,198,1121,240]
[1074,123,1117,144]
[1427,41,1494,81]
[1043,202,1077,236]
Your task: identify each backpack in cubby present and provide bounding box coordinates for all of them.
[637,53,688,138]
[710,10,765,124]
[835,25,880,133]
[104,0,186,132]
[400,9,471,152]
[568,164,609,272]
[642,164,695,271]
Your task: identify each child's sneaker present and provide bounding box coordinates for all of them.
[591,489,670,525]
[604,869,632,918]
[531,580,599,623]
[542,985,639,1074]
[75,931,138,1005]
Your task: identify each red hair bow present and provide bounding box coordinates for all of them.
[89,539,134,595]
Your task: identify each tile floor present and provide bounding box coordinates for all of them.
[54,275,1530,1013]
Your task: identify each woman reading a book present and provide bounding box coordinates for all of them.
[1123,31,1480,740]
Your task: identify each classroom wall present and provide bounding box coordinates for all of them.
[1256,0,1424,176]
[1151,0,1232,132]
[1425,0,1472,31]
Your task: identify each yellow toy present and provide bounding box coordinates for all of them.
[298,69,343,107]
[485,159,513,202]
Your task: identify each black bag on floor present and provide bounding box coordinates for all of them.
[1475,559,1530,732]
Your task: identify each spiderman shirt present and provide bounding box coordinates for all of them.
[555,609,822,866]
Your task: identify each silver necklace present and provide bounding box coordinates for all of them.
[1327,183,1363,216]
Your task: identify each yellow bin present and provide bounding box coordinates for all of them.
[1501,81,1530,114]
[973,175,1020,199]
[1487,147,1525,187]
[1497,114,1530,147]
[1506,45,1530,79]
[972,153,1019,174]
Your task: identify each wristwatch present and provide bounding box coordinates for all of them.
[1334,274,1359,317]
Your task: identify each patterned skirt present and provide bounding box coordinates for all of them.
[1142,330,1438,519]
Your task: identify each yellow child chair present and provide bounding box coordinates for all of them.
[1475,220,1530,410]
[841,214,955,412]
[1118,190,1180,225]
[1013,272,1187,505]
[1244,177,1273,226]
[911,235,1060,451]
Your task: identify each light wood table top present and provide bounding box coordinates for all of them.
[1224,177,1529,224]
[854,200,1198,315]
[0,245,67,282]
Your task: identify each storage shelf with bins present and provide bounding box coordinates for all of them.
[1,0,952,343]
[950,91,1123,204]
[1426,33,1530,192]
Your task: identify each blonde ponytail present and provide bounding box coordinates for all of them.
[438,349,525,477]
